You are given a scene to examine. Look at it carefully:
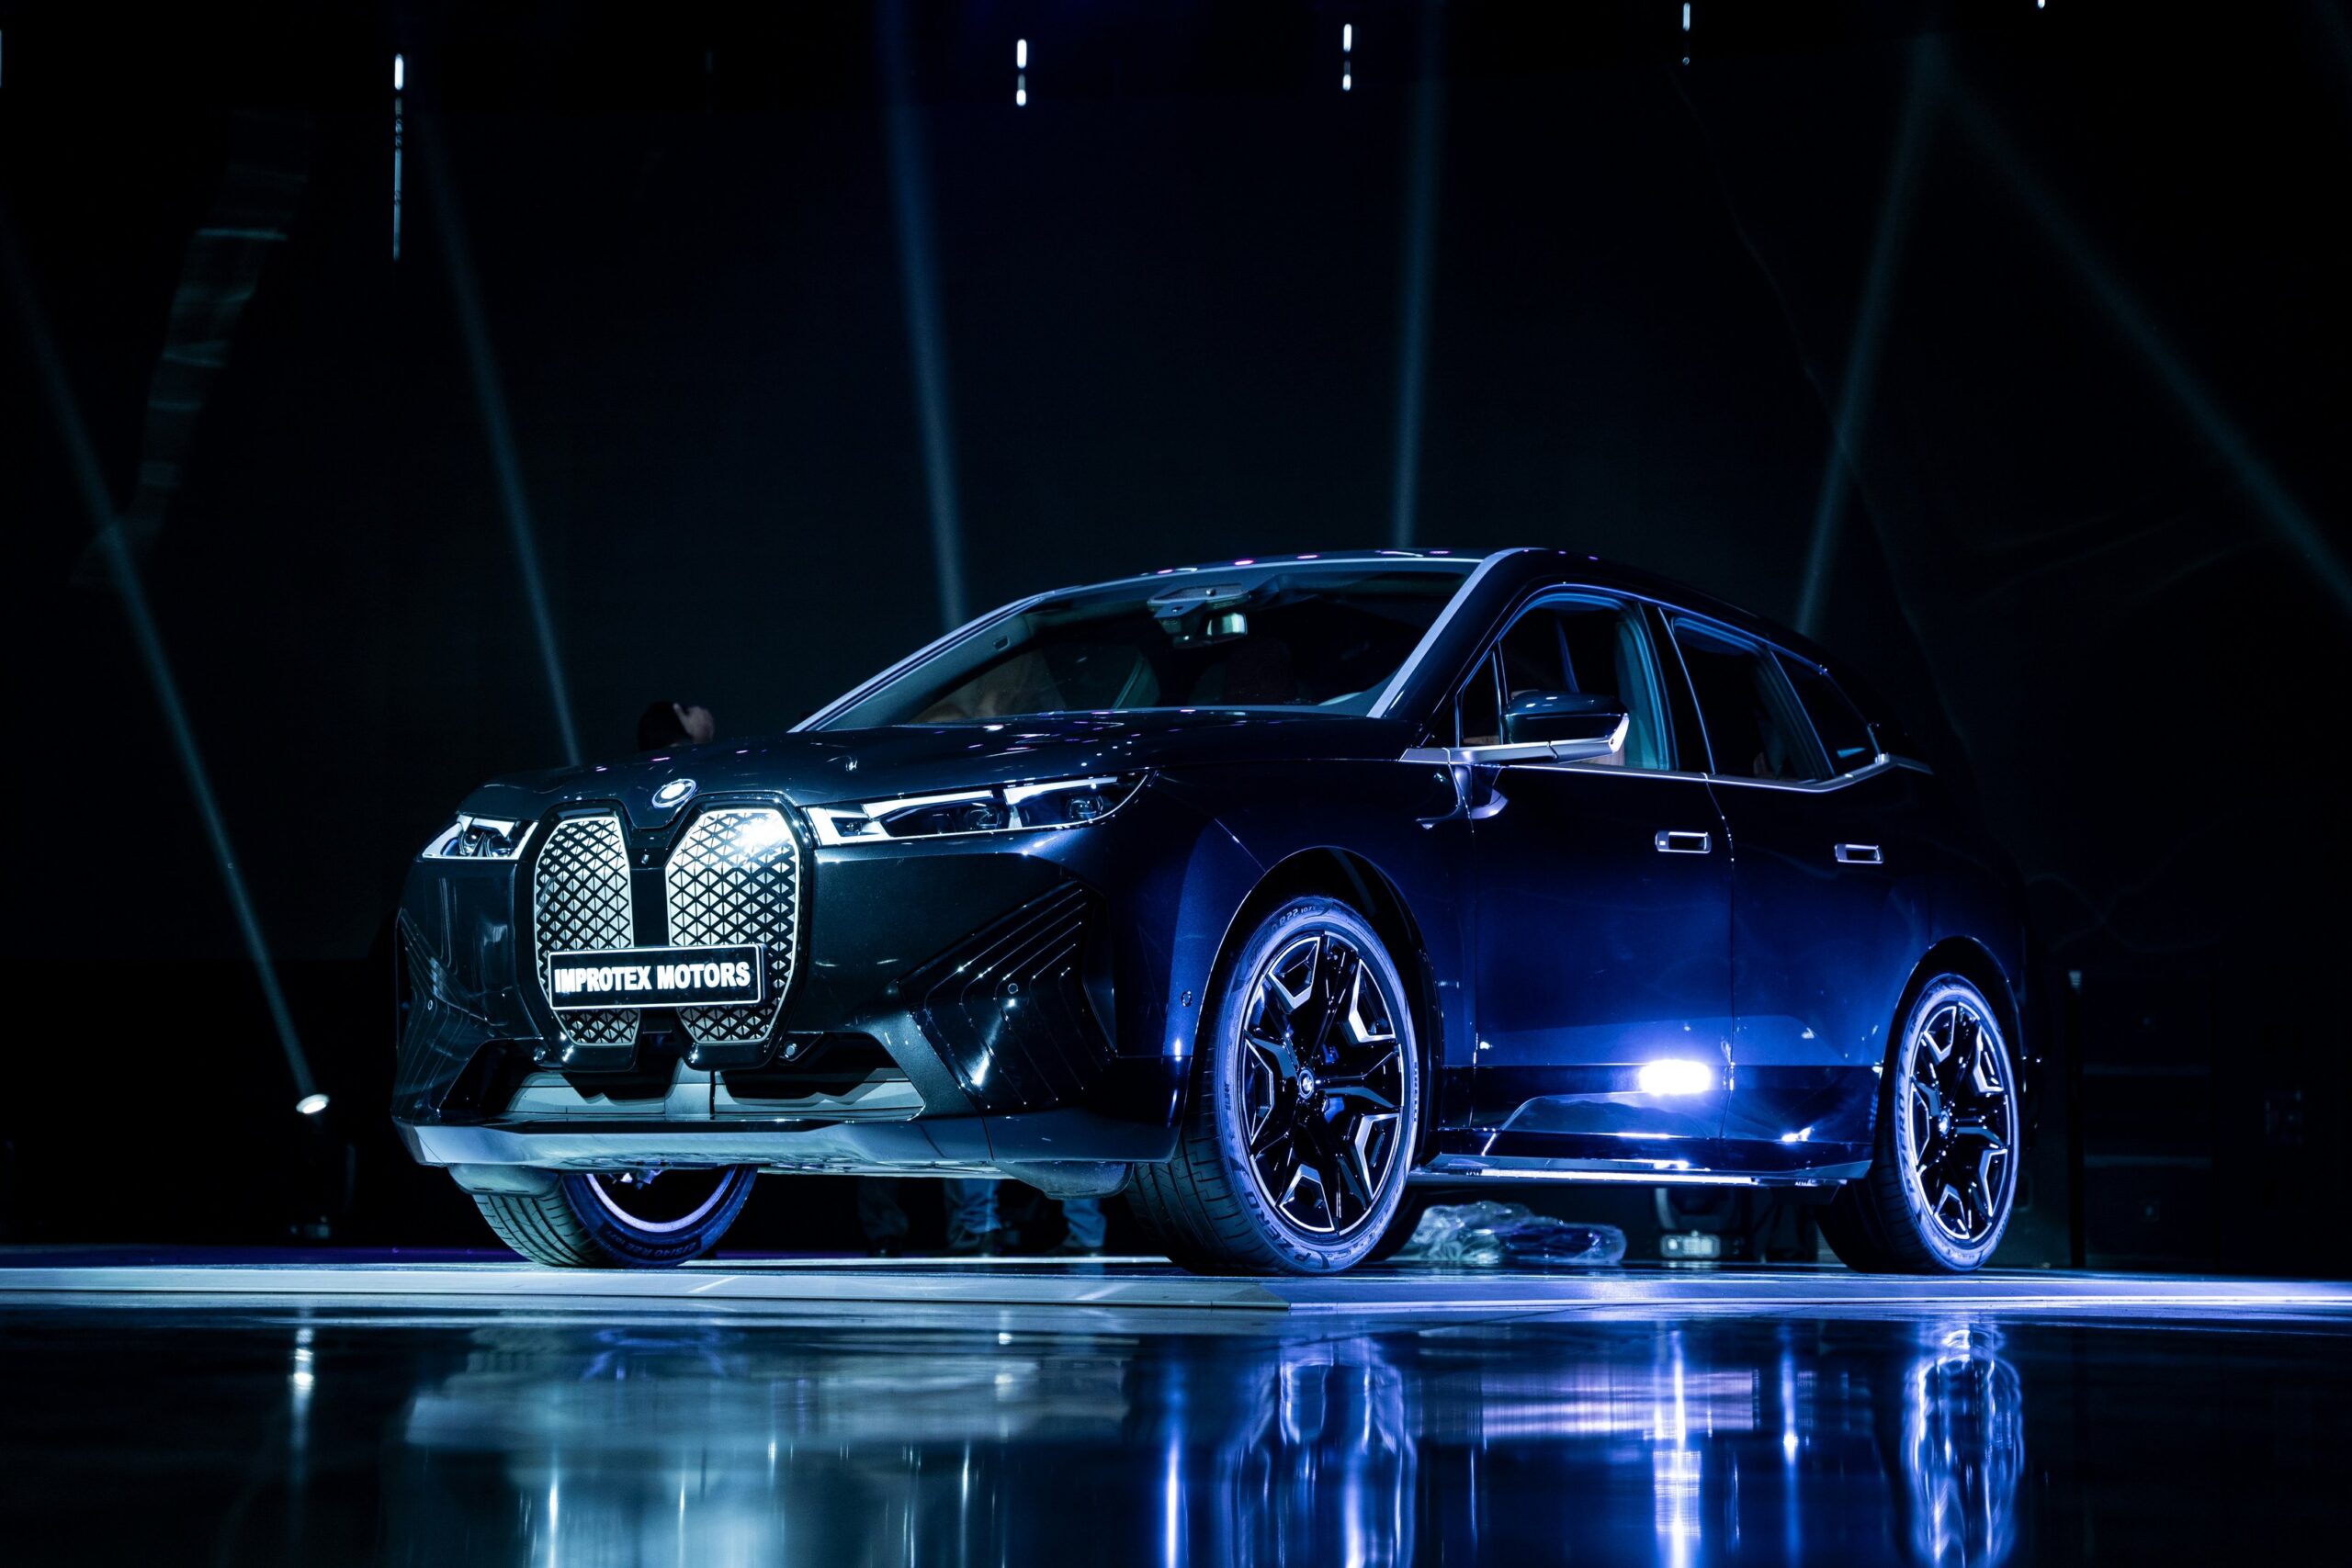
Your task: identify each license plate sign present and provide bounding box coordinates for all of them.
[546,945,763,1010]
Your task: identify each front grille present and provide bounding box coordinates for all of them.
[531,814,638,1046]
[665,806,802,1046]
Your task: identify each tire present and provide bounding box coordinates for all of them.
[1129,897,1420,1275]
[1362,1189,1438,1264]
[470,1166,757,1268]
[1821,975,2021,1273]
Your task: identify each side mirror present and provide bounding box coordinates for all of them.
[1501,691,1628,761]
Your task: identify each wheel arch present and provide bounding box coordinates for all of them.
[1199,847,1445,1165]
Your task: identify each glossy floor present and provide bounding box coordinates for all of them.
[3,1256,2347,1565]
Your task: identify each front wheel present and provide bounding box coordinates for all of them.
[1128,898,1420,1275]
[1821,976,2020,1273]
[470,1166,756,1268]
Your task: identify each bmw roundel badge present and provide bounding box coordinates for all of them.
[652,777,697,808]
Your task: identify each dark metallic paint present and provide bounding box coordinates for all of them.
[394,550,2029,1196]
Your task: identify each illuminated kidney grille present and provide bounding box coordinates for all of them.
[664,807,801,1046]
[531,814,639,1047]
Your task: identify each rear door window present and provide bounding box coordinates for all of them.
[1669,620,1830,783]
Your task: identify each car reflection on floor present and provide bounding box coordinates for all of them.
[382,1317,2024,1567]
[13,1263,2346,1566]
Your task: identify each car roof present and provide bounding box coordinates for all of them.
[1050,547,1840,665]
[800,547,1895,737]
[1040,548,1480,598]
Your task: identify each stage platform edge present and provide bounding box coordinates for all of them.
[5,1255,2352,1319]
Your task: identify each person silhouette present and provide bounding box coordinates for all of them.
[638,701,716,750]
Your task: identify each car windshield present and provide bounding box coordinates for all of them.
[816,564,1471,728]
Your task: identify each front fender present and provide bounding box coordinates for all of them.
[1149,760,1473,1076]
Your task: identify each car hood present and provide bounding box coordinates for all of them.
[462,709,1420,828]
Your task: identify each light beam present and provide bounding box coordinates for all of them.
[419,123,583,762]
[1794,56,1939,637]
[3,215,318,1104]
[1957,95,2352,621]
[1388,2,1446,548]
[878,0,969,630]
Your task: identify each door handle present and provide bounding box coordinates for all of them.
[1654,829,1712,855]
[1834,842,1884,865]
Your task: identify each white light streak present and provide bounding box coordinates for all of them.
[1637,1059,1714,1097]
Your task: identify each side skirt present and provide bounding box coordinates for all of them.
[1413,1152,1871,1189]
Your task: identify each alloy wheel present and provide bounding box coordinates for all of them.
[1237,931,1408,1236]
[1903,998,2017,1246]
[582,1168,736,1234]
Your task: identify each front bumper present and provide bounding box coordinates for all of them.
[399,1055,1187,1178]
[392,781,1233,1176]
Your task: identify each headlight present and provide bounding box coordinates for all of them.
[420,814,537,860]
[808,773,1144,847]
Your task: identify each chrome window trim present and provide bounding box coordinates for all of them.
[1404,574,1682,764]
[1474,586,1671,761]
[1664,609,1839,784]
[1687,754,1903,793]
[1400,578,1937,786]
[1403,747,1915,794]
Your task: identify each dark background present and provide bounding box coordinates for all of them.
[5,1,2346,1271]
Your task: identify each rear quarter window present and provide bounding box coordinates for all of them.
[1781,655,1878,774]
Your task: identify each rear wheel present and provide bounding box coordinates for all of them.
[1821,976,2020,1273]
[470,1166,756,1268]
[1129,898,1419,1275]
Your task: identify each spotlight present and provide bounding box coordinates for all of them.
[296,1093,331,1117]
[393,52,404,90]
